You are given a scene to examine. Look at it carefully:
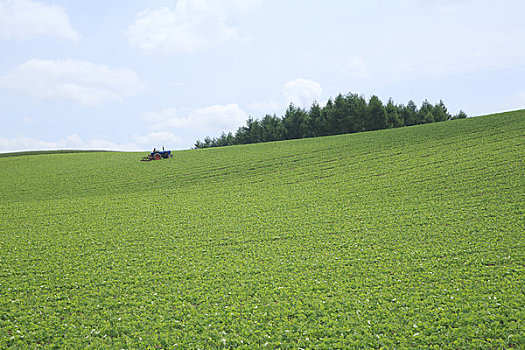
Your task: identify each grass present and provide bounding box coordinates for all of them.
[0,110,524,348]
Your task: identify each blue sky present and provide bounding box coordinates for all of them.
[1,0,524,152]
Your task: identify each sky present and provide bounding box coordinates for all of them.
[0,0,524,152]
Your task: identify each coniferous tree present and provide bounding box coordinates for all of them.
[193,92,462,149]
[385,98,403,128]
[418,100,435,124]
[247,118,263,143]
[215,132,235,146]
[401,100,418,126]
[346,93,367,133]
[305,102,323,137]
[234,123,251,144]
[366,95,387,131]
[450,110,468,120]
[260,114,283,142]
[282,104,307,140]
[325,94,349,135]
[320,99,333,136]
[432,100,450,122]
[194,139,204,149]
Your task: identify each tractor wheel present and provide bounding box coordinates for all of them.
[154,153,162,160]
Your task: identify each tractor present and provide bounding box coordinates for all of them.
[141,147,173,161]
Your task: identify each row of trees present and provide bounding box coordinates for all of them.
[194,93,467,149]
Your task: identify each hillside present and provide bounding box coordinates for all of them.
[0,110,524,348]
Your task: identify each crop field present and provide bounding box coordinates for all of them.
[1,110,524,348]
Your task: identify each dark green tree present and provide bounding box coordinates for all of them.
[194,92,462,148]
[346,93,367,133]
[215,132,235,146]
[324,94,349,135]
[365,95,387,131]
[260,114,283,142]
[304,102,324,137]
[385,98,403,128]
[418,100,435,124]
[401,100,418,126]
[450,110,468,120]
[234,124,250,144]
[282,104,307,140]
[194,139,204,149]
[319,99,333,136]
[432,100,450,122]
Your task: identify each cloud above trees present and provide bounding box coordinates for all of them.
[282,79,323,109]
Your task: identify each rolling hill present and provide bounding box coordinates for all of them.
[0,110,523,348]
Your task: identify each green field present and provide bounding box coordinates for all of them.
[1,110,524,349]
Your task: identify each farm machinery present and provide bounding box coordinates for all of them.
[141,148,173,161]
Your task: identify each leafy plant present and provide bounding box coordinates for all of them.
[0,110,523,348]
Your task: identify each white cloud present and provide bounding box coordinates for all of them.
[247,79,325,116]
[126,0,260,55]
[144,104,247,133]
[0,59,143,105]
[0,134,142,153]
[0,0,78,40]
[282,78,322,108]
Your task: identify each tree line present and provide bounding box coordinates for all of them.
[194,93,467,149]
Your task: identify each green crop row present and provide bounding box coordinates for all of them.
[0,110,524,348]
